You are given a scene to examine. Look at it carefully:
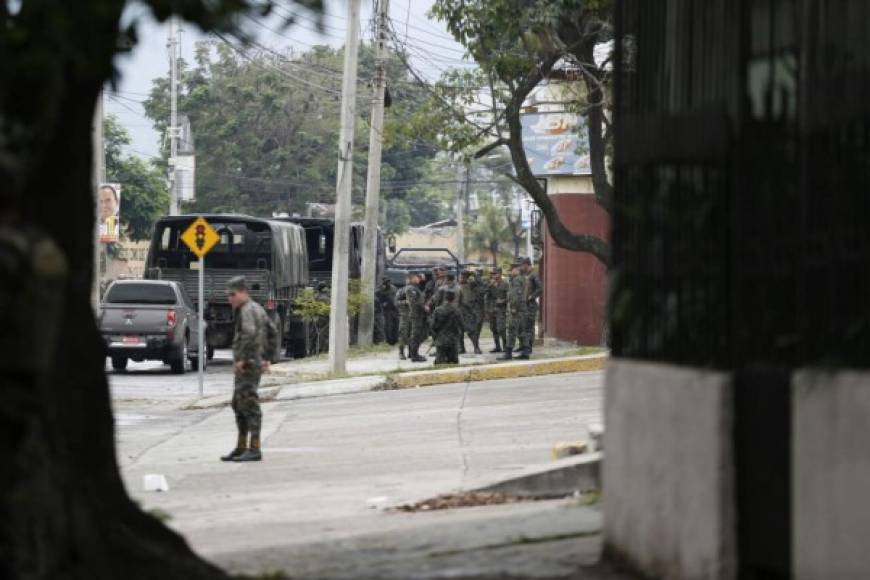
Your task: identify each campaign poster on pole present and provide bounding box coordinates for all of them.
[98,183,122,243]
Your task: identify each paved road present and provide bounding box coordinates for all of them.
[116,371,608,579]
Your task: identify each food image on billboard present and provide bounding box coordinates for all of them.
[99,183,121,243]
[521,112,591,176]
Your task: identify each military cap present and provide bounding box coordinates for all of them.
[226,275,248,292]
[521,257,532,265]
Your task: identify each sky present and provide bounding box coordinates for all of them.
[105,0,471,160]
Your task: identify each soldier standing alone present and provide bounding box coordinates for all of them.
[499,263,530,361]
[485,268,509,353]
[431,288,462,364]
[221,276,279,463]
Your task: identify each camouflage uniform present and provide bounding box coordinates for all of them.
[472,271,487,338]
[232,297,277,443]
[395,284,410,358]
[405,280,428,360]
[431,299,462,364]
[458,276,482,354]
[524,268,543,351]
[503,270,529,357]
[485,274,509,352]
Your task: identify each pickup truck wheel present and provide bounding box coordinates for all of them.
[111,356,128,371]
[170,337,187,374]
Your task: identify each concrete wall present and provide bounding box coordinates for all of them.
[603,359,736,580]
[793,369,870,580]
[541,186,608,345]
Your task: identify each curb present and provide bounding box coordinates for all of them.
[476,453,603,497]
[386,354,607,389]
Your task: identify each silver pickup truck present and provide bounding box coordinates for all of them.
[100,279,205,374]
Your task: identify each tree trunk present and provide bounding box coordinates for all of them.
[502,63,611,265]
[0,3,227,578]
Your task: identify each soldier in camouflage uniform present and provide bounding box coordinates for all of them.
[521,257,542,355]
[221,276,279,463]
[404,271,428,362]
[431,288,462,364]
[485,267,509,353]
[458,271,483,354]
[395,273,411,360]
[472,269,488,348]
[498,263,530,361]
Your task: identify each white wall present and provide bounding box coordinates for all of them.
[603,359,736,580]
[793,369,870,580]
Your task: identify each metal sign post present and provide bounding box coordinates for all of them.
[198,255,205,397]
[179,216,220,399]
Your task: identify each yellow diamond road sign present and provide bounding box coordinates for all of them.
[181,216,220,259]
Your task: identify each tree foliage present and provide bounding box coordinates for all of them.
[104,115,169,240]
[426,0,614,264]
[142,40,445,235]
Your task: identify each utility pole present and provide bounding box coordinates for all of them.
[456,160,470,266]
[167,16,180,215]
[358,0,390,346]
[328,0,362,374]
[92,90,105,312]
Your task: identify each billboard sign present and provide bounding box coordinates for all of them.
[520,112,591,176]
[98,183,121,243]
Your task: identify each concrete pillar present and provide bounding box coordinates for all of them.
[603,359,737,580]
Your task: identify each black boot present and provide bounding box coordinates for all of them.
[234,436,262,462]
[490,336,502,353]
[498,348,513,361]
[472,338,482,355]
[221,433,247,462]
[399,345,406,360]
[458,340,466,355]
[410,345,427,362]
[515,347,530,360]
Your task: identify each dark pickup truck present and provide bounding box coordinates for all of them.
[100,279,205,374]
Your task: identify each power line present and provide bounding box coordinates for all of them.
[214,32,342,95]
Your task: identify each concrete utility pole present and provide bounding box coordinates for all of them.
[167,17,180,215]
[456,160,470,265]
[358,0,390,346]
[92,90,105,312]
[328,0,362,374]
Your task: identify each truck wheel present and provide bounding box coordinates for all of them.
[111,356,128,371]
[170,337,187,375]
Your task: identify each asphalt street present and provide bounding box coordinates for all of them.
[111,367,607,578]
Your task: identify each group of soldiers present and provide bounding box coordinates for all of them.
[394,257,542,365]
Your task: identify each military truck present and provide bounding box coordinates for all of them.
[275,217,386,284]
[144,215,310,358]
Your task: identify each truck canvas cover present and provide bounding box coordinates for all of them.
[147,215,308,290]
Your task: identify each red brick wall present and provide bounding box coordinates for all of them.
[541,193,609,345]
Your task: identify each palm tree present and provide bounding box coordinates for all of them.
[467,199,512,265]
